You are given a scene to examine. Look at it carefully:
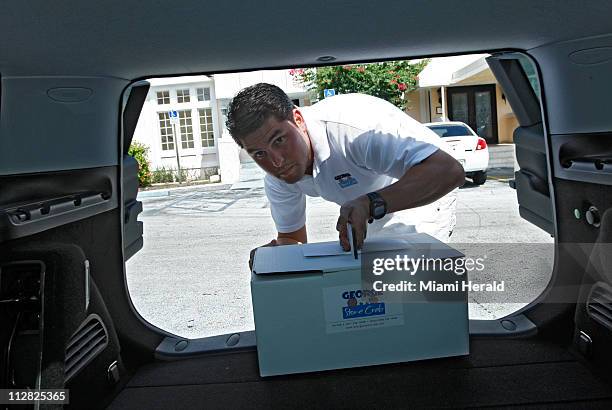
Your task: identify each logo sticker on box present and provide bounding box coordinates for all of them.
[323,286,404,334]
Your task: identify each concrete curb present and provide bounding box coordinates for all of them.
[137,182,231,200]
[137,190,170,199]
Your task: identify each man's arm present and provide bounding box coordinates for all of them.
[336,149,464,250]
[277,225,307,244]
[378,149,464,212]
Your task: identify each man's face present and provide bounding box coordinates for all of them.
[240,109,313,184]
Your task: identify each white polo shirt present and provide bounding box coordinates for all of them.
[264,93,457,241]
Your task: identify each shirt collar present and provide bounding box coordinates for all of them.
[301,107,330,178]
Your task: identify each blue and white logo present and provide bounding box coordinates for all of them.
[168,110,179,125]
[334,173,358,189]
[341,288,385,320]
[323,88,336,98]
[342,303,386,319]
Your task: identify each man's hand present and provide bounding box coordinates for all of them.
[248,237,301,271]
[336,196,370,251]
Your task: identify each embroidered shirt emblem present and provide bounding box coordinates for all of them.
[334,173,358,188]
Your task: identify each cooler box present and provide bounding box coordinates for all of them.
[251,233,469,377]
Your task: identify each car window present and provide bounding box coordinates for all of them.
[427,124,475,137]
[125,54,553,339]
[516,54,541,100]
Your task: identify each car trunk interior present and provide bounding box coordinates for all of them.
[2,2,612,408]
[2,165,612,408]
[108,338,612,409]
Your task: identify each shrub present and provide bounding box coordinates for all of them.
[291,60,429,111]
[151,167,175,184]
[128,142,152,187]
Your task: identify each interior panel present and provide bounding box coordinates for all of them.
[553,133,612,186]
[0,167,118,241]
[0,76,127,175]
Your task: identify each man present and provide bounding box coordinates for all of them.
[226,83,464,255]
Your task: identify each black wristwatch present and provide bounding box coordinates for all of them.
[366,192,387,223]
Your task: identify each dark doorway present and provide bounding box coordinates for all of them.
[447,85,498,144]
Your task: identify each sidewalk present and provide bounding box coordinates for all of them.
[229,160,265,190]
[137,181,231,199]
[137,161,263,199]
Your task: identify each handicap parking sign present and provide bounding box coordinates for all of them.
[168,110,178,124]
[323,89,336,98]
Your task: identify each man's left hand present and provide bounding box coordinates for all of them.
[336,196,370,251]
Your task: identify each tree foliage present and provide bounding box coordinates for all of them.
[128,142,153,187]
[290,60,429,110]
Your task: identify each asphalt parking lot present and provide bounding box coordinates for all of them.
[126,166,554,338]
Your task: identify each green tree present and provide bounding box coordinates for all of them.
[128,142,153,187]
[291,60,429,110]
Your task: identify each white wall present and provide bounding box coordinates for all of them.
[418,54,488,88]
[132,76,221,172]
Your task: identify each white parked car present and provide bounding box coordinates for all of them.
[425,121,490,185]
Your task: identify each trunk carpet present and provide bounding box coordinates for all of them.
[109,338,612,409]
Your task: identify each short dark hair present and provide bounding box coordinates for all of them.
[226,83,295,147]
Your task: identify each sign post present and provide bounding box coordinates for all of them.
[168,110,182,183]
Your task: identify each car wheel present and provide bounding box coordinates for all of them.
[472,171,487,185]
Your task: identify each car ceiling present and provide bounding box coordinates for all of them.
[1,0,612,79]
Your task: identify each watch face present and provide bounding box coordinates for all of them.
[373,204,385,218]
[367,192,387,220]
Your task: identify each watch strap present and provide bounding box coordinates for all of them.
[366,191,387,221]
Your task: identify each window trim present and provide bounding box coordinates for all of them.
[198,107,215,150]
[157,111,175,151]
[196,87,211,102]
[156,90,170,105]
[178,109,195,150]
[176,88,191,104]
[152,82,220,159]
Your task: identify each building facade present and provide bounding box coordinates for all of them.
[406,54,523,145]
[132,71,310,183]
[132,76,221,181]
[132,55,528,184]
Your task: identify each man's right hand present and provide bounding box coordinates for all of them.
[337,195,370,252]
[248,237,301,271]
